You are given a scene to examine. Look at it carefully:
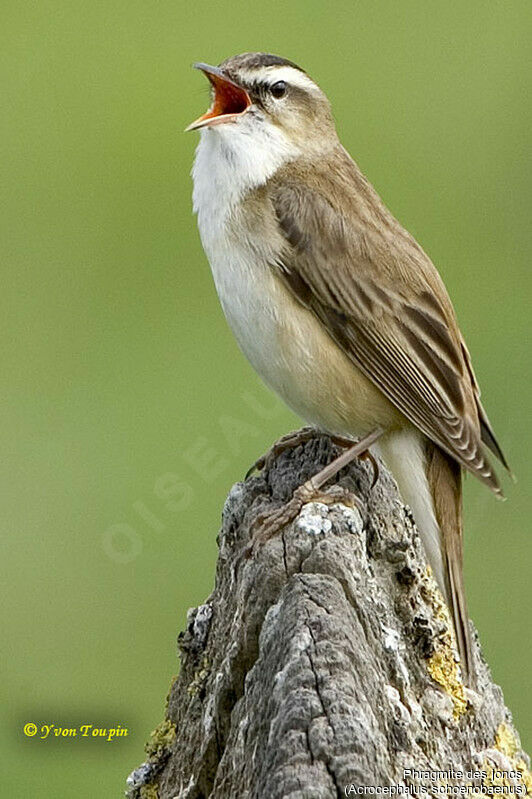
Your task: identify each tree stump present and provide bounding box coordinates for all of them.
[126,434,530,799]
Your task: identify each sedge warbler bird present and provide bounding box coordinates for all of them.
[187,53,510,685]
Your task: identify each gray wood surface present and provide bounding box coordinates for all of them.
[126,434,530,799]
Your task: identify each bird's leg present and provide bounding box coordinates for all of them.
[328,435,380,487]
[245,427,384,556]
[245,427,356,479]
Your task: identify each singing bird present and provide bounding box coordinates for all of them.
[187,52,509,683]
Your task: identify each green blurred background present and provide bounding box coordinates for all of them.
[2,1,530,795]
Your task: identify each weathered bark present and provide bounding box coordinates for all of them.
[126,434,530,799]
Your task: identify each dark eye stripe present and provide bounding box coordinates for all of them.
[249,80,271,94]
[246,79,288,96]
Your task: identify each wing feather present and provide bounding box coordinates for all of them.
[269,170,505,493]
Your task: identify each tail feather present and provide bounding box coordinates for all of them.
[460,336,511,476]
[479,409,512,476]
[445,547,473,684]
[426,442,474,686]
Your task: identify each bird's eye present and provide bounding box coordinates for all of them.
[270,80,287,99]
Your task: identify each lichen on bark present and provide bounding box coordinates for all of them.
[125,433,529,799]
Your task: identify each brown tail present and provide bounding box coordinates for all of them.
[426,442,474,686]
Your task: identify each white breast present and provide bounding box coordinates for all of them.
[190,123,400,437]
[191,118,298,245]
[191,122,299,388]
[205,235,287,384]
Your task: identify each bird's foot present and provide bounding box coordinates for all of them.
[244,483,361,559]
[358,448,380,489]
[245,427,317,479]
[245,427,357,479]
[243,427,384,559]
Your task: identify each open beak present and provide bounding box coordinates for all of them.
[186,63,252,132]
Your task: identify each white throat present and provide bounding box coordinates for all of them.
[191,115,299,245]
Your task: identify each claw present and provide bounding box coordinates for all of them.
[245,460,262,480]
[359,449,380,489]
[243,428,384,558]
[244,427,317,479]
[244,484,363,558]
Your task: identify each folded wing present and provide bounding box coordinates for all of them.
[269,163,507,494]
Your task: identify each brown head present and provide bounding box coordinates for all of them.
[187,52,337,153]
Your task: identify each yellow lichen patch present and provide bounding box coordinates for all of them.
[187,655,210,697]
[139,784,159,799]
[427,650,467,719]
[165,674,178,709]
[144,718,176,761]
[495,722,521,758]
[422,567,467,719]
[487,722,532,794]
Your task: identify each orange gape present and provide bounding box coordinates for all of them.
[205,73,250,117]
[188,64,251,130]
